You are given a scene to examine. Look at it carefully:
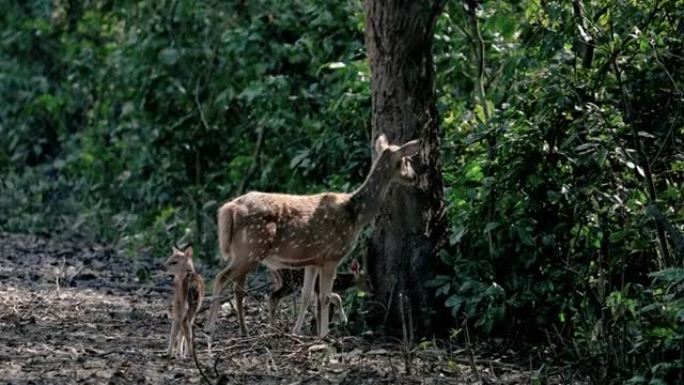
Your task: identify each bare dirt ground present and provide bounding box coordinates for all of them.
[0,233,551,384]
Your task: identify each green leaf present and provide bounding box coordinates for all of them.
[516,226,534,246]
[609,230,629,243]
[465,163,484,182]
[484,222,500,233]
[445,294,464,315]
[159,48,180,66]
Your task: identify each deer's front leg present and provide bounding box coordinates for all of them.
[317,264,337,338]
[293,266,318,335]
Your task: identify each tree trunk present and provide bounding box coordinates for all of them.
[364,0,446,336]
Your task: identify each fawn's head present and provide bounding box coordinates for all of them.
[374,134,420,185]
[350,259,373,293]
[165,246,195,276]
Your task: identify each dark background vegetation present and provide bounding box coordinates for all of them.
[1,0,682,384]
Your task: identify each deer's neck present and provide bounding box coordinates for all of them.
[348,160,393,226]
[173,269,194,285]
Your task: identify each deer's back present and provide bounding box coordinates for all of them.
[176,272,204,315]
[222,191,359,268]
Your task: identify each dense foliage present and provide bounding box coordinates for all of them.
[1,0,370,256]
[431,1,683,383]
[1,1,682,383]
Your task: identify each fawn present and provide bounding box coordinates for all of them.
[165,246,205,358]
[268,259,372,330]
[206,134,420,338]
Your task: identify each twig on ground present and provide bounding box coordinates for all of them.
[407,295,414,346]
[213,348,222,378]
[192,323,213,385]
[264,346,278,372]
[15,295,42,322]
[464,320,484,384]
[381,279,397,330]
[399,293,412,375]
[387,353,402,385]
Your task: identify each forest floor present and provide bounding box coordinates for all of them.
[0,233,565,385]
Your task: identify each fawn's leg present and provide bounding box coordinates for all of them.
[268,269,284,327]
[317,263,337,338]
[328,293,347,325]
[179,335,187,358]
[293,266,318,335]
[168,319,180,356]
[180,320,192,358]
[182,304,199,359]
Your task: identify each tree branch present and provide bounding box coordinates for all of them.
[647,204,684,264]
[572,0,595,69]
[611,57,672,266]
[236,125,265,196]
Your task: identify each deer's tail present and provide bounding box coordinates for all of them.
[217,204,234,260]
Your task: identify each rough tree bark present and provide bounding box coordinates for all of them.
[364,0,446,335]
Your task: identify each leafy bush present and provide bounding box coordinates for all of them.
[1,0,370,258]
[431,0,682,382]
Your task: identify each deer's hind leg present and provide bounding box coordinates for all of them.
[234,274,249,336]
[206,265,232,337]
[179,320,192,358]
[206,258,257,338]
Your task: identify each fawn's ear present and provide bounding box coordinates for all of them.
[172,246,182,254]
[184,246,194,259]
[350,259,360,274]
[399,139,421,157]
[375,134,388,155]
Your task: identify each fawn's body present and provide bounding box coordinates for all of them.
[206,134,420,338]
[268,259,371,329]
[166,247,205,358]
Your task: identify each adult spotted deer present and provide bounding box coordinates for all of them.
[206,134,420,338]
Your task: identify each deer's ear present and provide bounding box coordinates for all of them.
[399,139,421,157]
[375,134,388,154]
[184,246,194,259]
[172,246,182,254]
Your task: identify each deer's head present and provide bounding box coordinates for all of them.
[165,246,195,276]
[350,259,373,293]
[374,134,420,186]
